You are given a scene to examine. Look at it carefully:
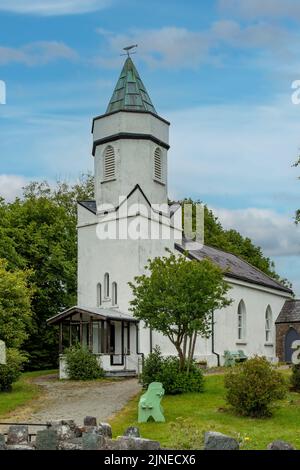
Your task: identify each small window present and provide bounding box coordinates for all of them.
[104,273,110,298]
[237,300,246,340]
[265,306,272,342]
[97,283,102,307]
[154,147,163,182]
[103,145,115,181]
[112,282,118,306]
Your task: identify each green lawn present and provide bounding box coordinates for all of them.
[0,370,57,418]
[110,372,300,450]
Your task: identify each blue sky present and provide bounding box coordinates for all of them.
[0,0,300,292]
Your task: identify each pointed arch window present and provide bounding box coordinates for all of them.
[265,305,272,342]
[103,145,116,181]
[154,147,163,183]
[112,282,118,306]
[104,273,110,298]
[97,283,102,307]
[237,300,246,340]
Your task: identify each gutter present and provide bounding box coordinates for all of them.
[211,311,220,366]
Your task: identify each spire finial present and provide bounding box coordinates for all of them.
[121,44,138,58]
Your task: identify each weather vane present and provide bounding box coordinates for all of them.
[121,44,138,57]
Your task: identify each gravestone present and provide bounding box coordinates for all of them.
[0,340,6,365]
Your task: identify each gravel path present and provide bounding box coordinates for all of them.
[1,375,141,428]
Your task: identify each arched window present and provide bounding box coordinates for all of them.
[112,282,118,306]
[154,147,163,183]
[104,273,110,298]
[265,305,272,342]
[97,283,102,307]
[103,145,115,181]
[237,300,246,340]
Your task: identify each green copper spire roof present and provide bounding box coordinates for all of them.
[106,57,157,114]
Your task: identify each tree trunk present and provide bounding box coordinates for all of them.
[187,331,198,374]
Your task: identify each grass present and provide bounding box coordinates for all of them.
[109,371,300,450]
[0,369,57,418]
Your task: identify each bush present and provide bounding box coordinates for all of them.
[224,356,287,417]
[65,344,104,380]
[142,346,204,395]
[291,364,300,391]
[0,348,27,392]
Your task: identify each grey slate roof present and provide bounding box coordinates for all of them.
[276,300,300,323]
[78,200,97,214]
[175,242,293,295]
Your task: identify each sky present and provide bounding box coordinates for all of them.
[0,0,300,293]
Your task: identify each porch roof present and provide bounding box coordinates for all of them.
[46,305,139,325]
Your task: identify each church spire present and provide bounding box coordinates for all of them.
[106,57,157,115]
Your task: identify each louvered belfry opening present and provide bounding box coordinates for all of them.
[154,147,162,182]
[103,145,115,181]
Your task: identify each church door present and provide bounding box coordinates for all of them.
[285,327,300,362]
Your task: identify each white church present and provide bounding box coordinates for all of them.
[47,56,294,378]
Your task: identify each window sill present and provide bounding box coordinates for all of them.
[153,178,166,186]
[101,178,116,184]
[264,342,274,347]
[235,341,247,346]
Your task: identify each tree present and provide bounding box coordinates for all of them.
[179,198,289,287]
[0,174,94,369]
[0,259,33,349]
[129,250,232,370]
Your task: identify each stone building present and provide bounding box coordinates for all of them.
[276,300,300,362]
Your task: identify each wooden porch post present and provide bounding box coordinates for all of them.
[69,316,72,347]
[106,320,111,354]
[79,312,83,345]
[59,323,63,354]
[88,317,93,352]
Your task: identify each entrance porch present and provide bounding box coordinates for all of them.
[47,306,141,378]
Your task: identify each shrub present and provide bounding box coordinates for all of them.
[224,356,287,417]
[291,364,300,391]
[65,344,104,380]
[0,348,27,392]
[142,346,204,395]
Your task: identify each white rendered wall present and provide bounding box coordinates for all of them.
[149,279,291,366]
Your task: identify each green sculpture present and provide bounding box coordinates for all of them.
[224,350,247,367]
[138,382,165,423]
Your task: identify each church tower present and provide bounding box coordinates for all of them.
[92,57,170,213]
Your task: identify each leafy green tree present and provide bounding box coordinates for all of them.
[0,259,33,349]
[129,250,232,370]
[180,198,288,286]
[0,174,94,369]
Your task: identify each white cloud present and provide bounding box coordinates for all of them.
[212,207,300,257]
[97,27,214,69]
[97,21,298,69]
[0,41,78,66]
[167,97,300,207]
[218,0,300,21]
[0,0,113,16]
[0,175,29,201]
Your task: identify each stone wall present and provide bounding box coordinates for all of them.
[0,418,160,451]
[276,323,300,361]
[0,420,296,450]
